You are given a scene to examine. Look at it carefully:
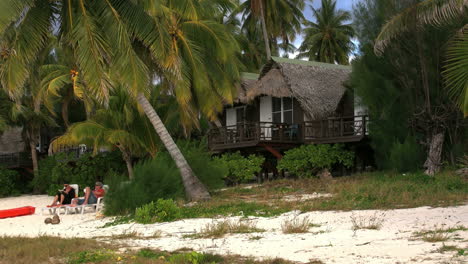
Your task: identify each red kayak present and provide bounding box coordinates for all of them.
[0,206,36,219]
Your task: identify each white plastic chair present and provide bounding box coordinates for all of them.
[41,184,79,215]
[74,184,109,214]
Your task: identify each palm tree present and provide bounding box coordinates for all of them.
[374,0,468,117]
[296,0,355,64]
[0,0,242,201]
[236,0,305,61]
[39,47,96,126]
[52,88,159,180]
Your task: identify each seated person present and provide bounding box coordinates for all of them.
[48,183,76,207]
[72,182,106,206]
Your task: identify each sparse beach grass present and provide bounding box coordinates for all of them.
[185,219,265,239]
[412,225,467,242]
[0,236,298,264]
[281,216,314,234]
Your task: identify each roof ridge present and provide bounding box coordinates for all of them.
[271,56,351,70]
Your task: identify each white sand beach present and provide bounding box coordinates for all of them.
[0,195,467,263]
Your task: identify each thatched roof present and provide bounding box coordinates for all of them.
[246,57,351,119]
[234,72,259,104]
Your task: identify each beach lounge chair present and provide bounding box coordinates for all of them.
[71,185,109,215]
[40,184,79,215]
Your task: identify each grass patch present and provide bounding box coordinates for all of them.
[350,212,385,231]
[281,216,314,234]
[0,236,112,264]
[181,201,288,218]
[436,244,466,254]
[186,219,265,239]
[312,171,468,210]
[102,170,467,224]
[0,236,303,264]
[100,215,133,228]
[413,225,467,242]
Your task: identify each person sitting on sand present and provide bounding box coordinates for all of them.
[71,182,105,206]
[48,183,76,207]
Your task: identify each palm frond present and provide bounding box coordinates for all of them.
[375,0,467,55]
[444,26,468,116]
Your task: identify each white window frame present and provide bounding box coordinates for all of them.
[272,97,293,123]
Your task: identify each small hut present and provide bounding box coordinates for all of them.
[209,57,367,152]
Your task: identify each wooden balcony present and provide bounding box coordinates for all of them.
[0,152,32,169]
[207,115,369,151]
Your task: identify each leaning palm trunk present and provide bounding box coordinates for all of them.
[136,93,210,201]
[259,2,271,60]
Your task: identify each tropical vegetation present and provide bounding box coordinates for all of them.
[297,0,355,64]
[0,0,465,213]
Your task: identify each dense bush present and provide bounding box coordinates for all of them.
[278,144,354,178]
[0,167,20,197]
[32,154,60,193]
[32,151,125,195]
[213,152,265,185]
[134,199,181,224]
[388,136,424,172]
[104,141,227,215]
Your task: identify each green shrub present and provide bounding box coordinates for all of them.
[0,167,20,197]
[278,144,354,178]
[213,152,265,185]
[33,151,125,195]
[388,136,424,172]
[135,199,181,224]
[104,140,226,215]
[32,154,59,193]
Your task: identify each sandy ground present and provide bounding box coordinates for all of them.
[0,195,467,264]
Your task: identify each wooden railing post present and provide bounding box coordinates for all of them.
[362,116,367,135]
[256,122,261,140]
[340,117,344,137]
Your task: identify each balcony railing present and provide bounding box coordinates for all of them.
[208,115,369,150]
[0,152,32,168]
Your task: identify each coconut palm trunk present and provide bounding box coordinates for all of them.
[121,151,134,180]
[259,1,271,60]
[28,136,39,179]
[136,93,210,201]
[424,131,445,176]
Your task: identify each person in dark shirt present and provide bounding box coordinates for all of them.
[48,183,76,207]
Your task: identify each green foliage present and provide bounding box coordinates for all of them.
[32,154,59,193]
[135,199,181,224]
[351,0,467,170]
[104,141,226,215]
[177,140,226,190]
[0,167,20,197]
[68,249,115,264]
[213,152,264,185]
[168,251,221,264]
[315,171,468,210]
[32,151,125,195]
[388,136,425,172]
[278,144,354,178]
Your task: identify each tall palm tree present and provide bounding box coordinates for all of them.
[52,88,159,180]
[0,0,241,201]
[236,0,306,61]
[297,0,355,64]
[374,0,468,117]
